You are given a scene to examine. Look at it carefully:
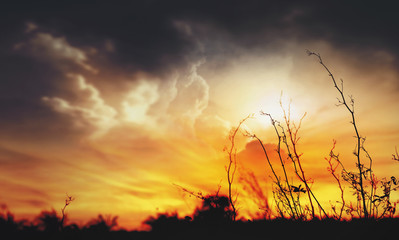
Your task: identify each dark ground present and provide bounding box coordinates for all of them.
[2,218,398,240]
[2,195,398,239]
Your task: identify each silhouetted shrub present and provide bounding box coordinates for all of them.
[193,195,234,223]
[144,212,183,232]
[35,210,61,232]
[0,210,21,233]
[85,214,118,232]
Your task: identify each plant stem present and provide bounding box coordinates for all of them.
[226,115,251,221]
[307,51,368,218]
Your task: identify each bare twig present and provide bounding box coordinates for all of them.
[251,133,297,219]
[325,140,345,220]
[280,104,328,218]
[307,50,369,218]
[60,193,74,230]
[393,147,399,162]
[173,183,206,200]
[260,111,302,219]
[225,114,252,221]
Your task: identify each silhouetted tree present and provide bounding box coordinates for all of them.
[0,209,21,233]
[193,195,234,223]
[36,210,61,232]
[145,194,234,234]
[144,212,183,233]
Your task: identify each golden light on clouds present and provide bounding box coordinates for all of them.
[1,10,399,230]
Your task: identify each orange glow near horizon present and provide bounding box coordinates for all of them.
[1,34,399,230]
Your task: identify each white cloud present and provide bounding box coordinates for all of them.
[167,60,210,127]
[42,75,118,138]
[13,23,214,140]
[121,80,159,124]
[41,64,211,139]
[115,60,211,135]
[15,24,215,141]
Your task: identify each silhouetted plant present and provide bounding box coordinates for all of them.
[224,114,252,221]
[222,51,398,221]
[36,210,62,232]
[393,147,399,162]
[307,50,372,218]
[307,50,399,219]
[193,195,234,223]
[144,194,234,234]
[262,111,302,219]
[86,214,118,232]
[239,169,272,219]
[144,212,182,232]
[60,193,74,230]
[247,128,299,219]
[0,205,22,233]
[372,176,399,218]
[280,106,328,218]
[240,105,327,219]
[325,140,346,220]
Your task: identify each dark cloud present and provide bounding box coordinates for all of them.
[3,1,398,71]
[1,1,201,75]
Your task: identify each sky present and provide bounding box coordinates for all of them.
[1,0,399,229]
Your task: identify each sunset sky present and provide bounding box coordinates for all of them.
[1,1,399,229]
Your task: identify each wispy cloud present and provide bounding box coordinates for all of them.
[42,75,118,138]
[122,80,159,125]
[167,60,210,130]
[41,58,212,139]
[15,24,97,73]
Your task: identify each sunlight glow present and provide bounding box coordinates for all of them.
[122,80,159,124]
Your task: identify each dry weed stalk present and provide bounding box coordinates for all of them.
[60,193,74,230]
[325,140,345,220]
[393,147,399,162]
[307,50,399,219]
[257,112,302,219]
[220,51,398,221]
[239,170,272,219]
[307,50,370,217]
[225,114,252,221]
[280,104,328,218]
[242,104,328,219]
[250,131,297,219]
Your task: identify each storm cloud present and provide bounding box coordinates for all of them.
[2,1,399,69]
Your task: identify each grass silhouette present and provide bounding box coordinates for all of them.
[2,51,398,239]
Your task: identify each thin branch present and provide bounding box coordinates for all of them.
[250,132,297,219]
[60,193,74,230]
[226,114,252,221]
[393,147,399,162]
[325,140,345,220]
[307,50,368,218]
[261,111,301,219]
